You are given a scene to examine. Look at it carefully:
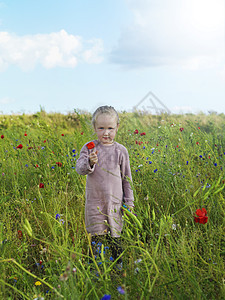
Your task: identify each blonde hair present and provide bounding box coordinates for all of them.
[92,106,119,128]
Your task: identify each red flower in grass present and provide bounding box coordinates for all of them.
[180,127,184,132]
[86,142,95,150]
[16,144,23,149]
[140,132,146,136]
[134,129,139,134]
[196,142,200,145]
[18,230,23,239]
[194,208,208,224]
[1,135,4,139]
[61,134,64,136]
[39,183,44,188]
[24,132,27,136]
[56,162,62,167]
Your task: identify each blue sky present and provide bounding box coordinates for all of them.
[0,0,224,115]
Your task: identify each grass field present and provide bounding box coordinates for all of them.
[0,111,224,299]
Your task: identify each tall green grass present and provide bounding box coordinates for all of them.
[0,111,224,299]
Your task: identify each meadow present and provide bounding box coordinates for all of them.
[0,110,224,299]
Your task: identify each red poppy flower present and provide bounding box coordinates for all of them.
[86,142,95,150]
[61,134,64,136]
[56,162,62,167]
[196,142,200,145]
[134,129,139,134]
[18,230,23,239]
[1,135,4,139]
[81,132,84,135]
[39,183,44,188]
[28,147,33,150]
[35,164,39,168]
[24,132,27,136]
[43,140,46,143]
[140,132,146,136]
[194,208,208,224]
[16,144,23,149]
[180,128,184,132]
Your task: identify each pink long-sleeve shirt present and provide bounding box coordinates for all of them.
[76,140,134,237]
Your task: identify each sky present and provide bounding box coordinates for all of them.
[0,0,224,115]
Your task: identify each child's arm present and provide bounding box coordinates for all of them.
[121,149,134,208]
[76,144,97,175]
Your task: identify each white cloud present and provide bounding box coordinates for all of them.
[0,97,15,104]
[110,0,224,69]
[0,30,104,71]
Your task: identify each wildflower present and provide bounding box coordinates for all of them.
[194,208,208,224]
[186,161,189,165]
[179,128,184,132]
[214,163,217,166]
[18,230,23,239]
[61,134,64,136]
[28,147,33,149]
[43,140,46,143]
[101,295,111,300]
[16,144,23,149]
[34,281,42,286]
[35,164,39,168]
[56,162,62,167]
[1,135,4,139]
[154,169,158,173]
[55,213,60,220]
[81,132,84,135]
[134,129,139,134]
[39,183,44,188]
[196,142,200,145]
[117,286,125,295]
[86,142,95,149]
[24,132,27,136]
[140,132,146,136]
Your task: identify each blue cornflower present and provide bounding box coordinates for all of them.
[149,161,152,164]
[101,295,111,300]
[117,286,125,295]
[51,166,55,169]
[55,213,60,220]
[72,149,76,153]
[186,161,189,165]
[25,164,28,167]
[154,169,158,173]
[41,147,45,150]
[214,163,217,166]
[199,155,202,158]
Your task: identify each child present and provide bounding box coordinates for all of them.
[76,106,134,268]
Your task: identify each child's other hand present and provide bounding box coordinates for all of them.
[89,150,98,167]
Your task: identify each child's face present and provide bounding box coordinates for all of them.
[94,113,119,145]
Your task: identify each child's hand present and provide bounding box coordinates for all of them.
[89,150,98,167]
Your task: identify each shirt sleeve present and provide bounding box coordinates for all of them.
[121,148,134,207]
[76,144,95,175]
